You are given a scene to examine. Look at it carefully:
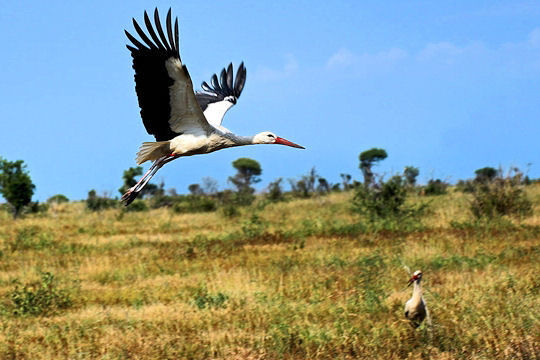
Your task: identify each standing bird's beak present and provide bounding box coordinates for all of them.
[274,137,305,149]
[407,275,417,287]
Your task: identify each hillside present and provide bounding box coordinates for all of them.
[0,187,538,359]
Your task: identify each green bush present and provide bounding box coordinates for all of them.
[470,177,532,219]
[10,226,55,251]
[124,199,148,212]
[172,195,217,214]
[424,179,449,195]
[25,201,49,215]
[192,285,229,310]
[10,272,73,316]
[456,179,476,193]
[266,178,285,202]
[47,194,69,204]
[220,204,240,218]
[241,214,268,239]
[352,175,427,223]
[86,190,117,211]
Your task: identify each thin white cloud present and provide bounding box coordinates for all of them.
[417,42,463,60]
[326,47,408,74]
[327,27,540,76]
[327,48,357,68]
[254,54,298,82]
[529,27,540,47]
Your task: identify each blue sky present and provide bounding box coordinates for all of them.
[1,1,539,201]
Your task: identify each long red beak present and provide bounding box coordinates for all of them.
[274,137,305,149]
[407,275,417,287]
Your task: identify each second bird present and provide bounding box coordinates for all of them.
[404,270,427,328]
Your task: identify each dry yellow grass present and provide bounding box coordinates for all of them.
[0,186,538,359]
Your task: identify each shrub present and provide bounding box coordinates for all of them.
[10,272,73,316]
[10,226,55,251]
[86,190,117,211]
[241,214,268,239]
[124,199,148,212]
[424,179,449,195]
[25,201,49,215]
[172,195,217,214]
[47,194,69,204]
[220,204,240,218]
[289,168,319,198]
[354,176,406,218]
[192,286,229,310]
[352,175,427,226]
[470,177,532,219]
[456,179,476,193]
[150,194,176,208]
[267,178,285,202]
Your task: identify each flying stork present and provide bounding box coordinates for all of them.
[404,270,427,328]
[122,9,304,205]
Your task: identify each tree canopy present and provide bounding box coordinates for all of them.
[404,166,420,186]
[0,157,35,218]
[229,158,262,205]
[474,167,498,183]
[359,148,388,187]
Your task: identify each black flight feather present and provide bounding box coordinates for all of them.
[195,63,247,111]
[126,8,183,141]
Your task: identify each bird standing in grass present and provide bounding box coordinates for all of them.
[122,9,304,205]
[404,270,427,328]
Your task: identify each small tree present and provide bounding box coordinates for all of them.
[289,168,319,198]
[340,173,352,191]
[229,158,262,205]
[0,158,35,218]
[201,177,219,195]
[474,167,498,184]
[403,166,419,187]
[359,148,387,187]
[188,184,204,196]
[317,177,330,194]
[267,178,284,202]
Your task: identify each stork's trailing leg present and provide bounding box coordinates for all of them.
[121,155,178,206]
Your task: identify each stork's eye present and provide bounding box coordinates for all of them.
[267,134,275,138]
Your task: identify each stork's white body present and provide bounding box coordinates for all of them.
[121,9,304,205]
[404,270,427,328]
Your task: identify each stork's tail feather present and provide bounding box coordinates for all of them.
[136,141,171,165]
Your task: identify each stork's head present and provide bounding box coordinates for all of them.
[253,131,305,149]
[407,270,423,287]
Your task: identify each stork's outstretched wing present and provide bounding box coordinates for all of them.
[125,8,211,141]
[195,63,247,128]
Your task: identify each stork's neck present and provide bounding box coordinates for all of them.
[225,133,255,146]
[412,280,423,302]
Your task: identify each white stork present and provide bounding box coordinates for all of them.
[122,9,304,205]
[404,270,427,328]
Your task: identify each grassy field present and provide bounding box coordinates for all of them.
[0,186,538,359]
